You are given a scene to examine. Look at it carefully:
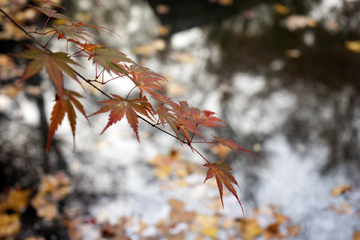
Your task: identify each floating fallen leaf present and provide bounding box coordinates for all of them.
[169,199,196,224]
[331,184,352,196]
[263,223,284,239]
[274,3,290,15]
[31,195,58,220]
[345,41,360,53]
[0,213,20,238]
[36,172,71,201]
[354,230,360,240]
[158,25,170,36]
[274,212,289,224]
[238,218,262,240]
[285,49,301,58]
[196,214,219,239]
[0,188,32,213]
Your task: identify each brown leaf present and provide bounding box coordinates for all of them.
[47,90,89,151]
[263,223,284,239]
[203,160,243,213]
[354,230,360,240]
[89,93,153,141]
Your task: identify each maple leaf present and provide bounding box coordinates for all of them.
[128,65,166,96]
[53,24,94,42]
[75,22,122,39]
[91,48,133,76]
[32,0,65,9]
[47,90,89,151]
[31,5,71,23]
[89,93,153,141]
[189,108,227,129]
[151,92,177,108]
[213,136,259,161]
[203,160,244,214]
[15,45,82,98]
[156,105,180,139]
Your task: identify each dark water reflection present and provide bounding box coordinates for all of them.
[174,1,360,178]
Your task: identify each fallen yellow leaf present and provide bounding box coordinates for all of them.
[331,184,352,196]
[345,41,360,53]
[238,218,262,240]
[274,3,290,15]
[0,213,20,237]
[196,214,219,239]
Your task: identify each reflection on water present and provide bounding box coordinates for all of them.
[1,0,360,239]
[195,1,360,177]
[146,1,360,238]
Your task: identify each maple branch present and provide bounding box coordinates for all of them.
[0,8,184,143]
[193,147,211,164]
[0,8,45,50]
[138,115,188,144]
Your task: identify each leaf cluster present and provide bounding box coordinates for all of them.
[1,0,259,212]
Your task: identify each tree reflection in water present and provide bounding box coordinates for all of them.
[187,1,360,178]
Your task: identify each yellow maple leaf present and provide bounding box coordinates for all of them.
[345,41,360,53]
[238,218,262,240]
[331,184,352,196]
[274,3,290,15]
[196,214,219,239]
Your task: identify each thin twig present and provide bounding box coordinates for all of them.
[0,8,45,50]
[0,7,189,145]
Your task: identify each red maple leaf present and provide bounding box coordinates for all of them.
[128,65,166,96]
[15,44,82,98]
[189,108,227,129]
[156,105,180,139]
[89,93,153,141]
[47,90,89,151]
[203,160,244,214]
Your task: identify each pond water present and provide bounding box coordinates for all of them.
[2,0,359,239]
[56,0,360,239]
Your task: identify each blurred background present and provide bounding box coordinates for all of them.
[1,0,360,239]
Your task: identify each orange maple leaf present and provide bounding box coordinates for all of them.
[203,160,244,214]
[128,65,166,96]
[15,45,82,98]
[89,93,153,141]
[47,90,89,151]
